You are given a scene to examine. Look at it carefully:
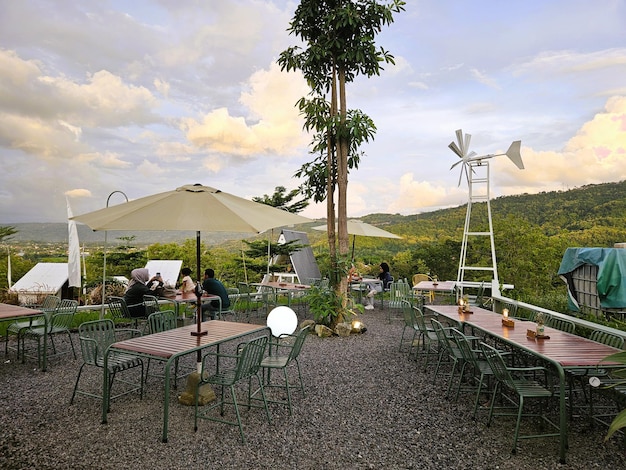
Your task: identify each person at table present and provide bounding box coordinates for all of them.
[362,262,393,310]
[123,268,162,318]
[348,264,362,283]
[201,268,230,320]
[179,267,196,294]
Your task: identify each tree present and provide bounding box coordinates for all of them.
[252,186,309,214]
[279,0,405,322]
[0,226,17,244]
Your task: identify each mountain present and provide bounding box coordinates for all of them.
[5,223,265,245]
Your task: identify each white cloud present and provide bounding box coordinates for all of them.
[183,63,309,158]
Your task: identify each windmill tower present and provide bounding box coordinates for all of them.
[449,129,523,298]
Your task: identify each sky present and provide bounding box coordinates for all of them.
[1,0,625,224]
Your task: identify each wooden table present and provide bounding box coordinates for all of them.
[425,304,621,463]
[102,320,269,442]
[1,303,47,370]
[250,282,310,310]
[413,280,456,303]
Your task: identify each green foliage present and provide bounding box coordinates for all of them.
[252,186,309,213]
[0,226,18,244]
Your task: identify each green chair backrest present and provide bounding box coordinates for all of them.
[413,307,431,336]
[78,319,116,365]
[41,295,61,312]
[286,326,310,363]
[49,299,78,331]
[590,330,625,349]
[147,310,177,334]
[451,328,475,364]
[143,295,160,316]
[480,341,514,388]
[401,301,414,328]
[234,335,268,381]
[546,315,575,334]
[106,296,132,321]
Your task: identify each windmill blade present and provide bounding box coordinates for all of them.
[450,159,464,170]
[463,133,472,157]
[455,129,465,155]
[448,141,463,158]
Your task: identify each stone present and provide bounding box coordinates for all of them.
[315,324,334,337]
[177,372,216,406]
[300,319,316,332]
[335,322,352,337]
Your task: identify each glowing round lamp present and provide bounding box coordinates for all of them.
[267,306,298,338]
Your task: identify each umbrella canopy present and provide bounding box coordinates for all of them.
[312,219,402,261]
[72,184,311,341]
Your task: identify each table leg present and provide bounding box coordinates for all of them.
[162,356,176,443]
[557,366,567,464]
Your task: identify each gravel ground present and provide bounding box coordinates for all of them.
[1,305,625,469]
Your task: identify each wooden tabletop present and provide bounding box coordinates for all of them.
[0,303,43,320]
[426,304,621,367]
[414,280,456,292]
[110,320,267,359]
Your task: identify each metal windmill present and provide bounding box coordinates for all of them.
[448,129,523,298]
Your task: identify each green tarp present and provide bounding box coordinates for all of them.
[558,247,626,312]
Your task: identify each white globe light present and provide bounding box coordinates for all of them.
[267,306,298,337]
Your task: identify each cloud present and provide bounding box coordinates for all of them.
[470,68,500,90]
[182,63,309,158]
[495,95,626,192]
[64,188,92,198]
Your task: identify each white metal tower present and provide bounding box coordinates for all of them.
[448,130,523,298]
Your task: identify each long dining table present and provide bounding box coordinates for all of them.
[424,304,622,464]
[1,303,47,370]
[102,320,269,442]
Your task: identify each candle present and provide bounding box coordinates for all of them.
[503,308,509,318]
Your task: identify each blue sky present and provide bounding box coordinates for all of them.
[0,0,625,223]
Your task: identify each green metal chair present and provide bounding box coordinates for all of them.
[410,306,439,369]
[21,299,78,368]
[71,319,143,406]
[568,330,625,419]
[145,310,188,389]
[451,328,498,416]
[106,296,133,323]
[545,315,575,334]
[4,294,60,357]
[194,335,271,443]
[399,300,419,354]
[388,281,410,322]
[430,318,465,396]
[257,325,311,415]
[480,341,560,454]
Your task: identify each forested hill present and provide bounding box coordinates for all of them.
[362,180,626,245]
[6,180,626,246]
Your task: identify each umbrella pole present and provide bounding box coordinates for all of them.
[192,230,207,339]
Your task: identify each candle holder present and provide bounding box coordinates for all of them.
[502,318,515,328]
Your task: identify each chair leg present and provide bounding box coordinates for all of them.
[513,396,525,454]
[70,363,86,404]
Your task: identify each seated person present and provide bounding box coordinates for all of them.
[179,267,196,294]
[362,262,393,310]
[201,268,230,320]
[123,268,162,318]
[348,264,362,282]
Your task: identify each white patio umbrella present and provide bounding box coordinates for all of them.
[312,219,402,261]
[71,184,311,350]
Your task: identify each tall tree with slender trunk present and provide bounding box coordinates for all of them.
[279,0,405,322]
